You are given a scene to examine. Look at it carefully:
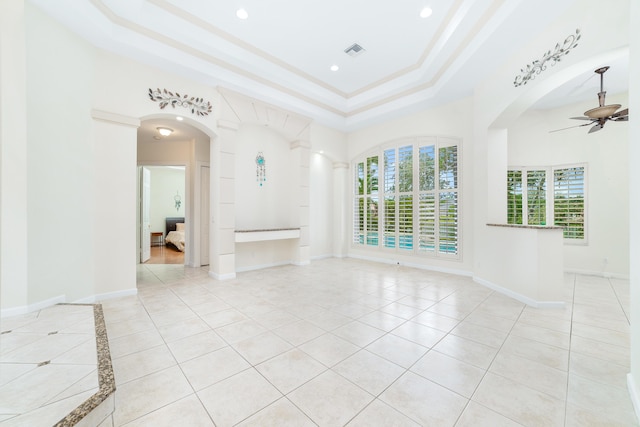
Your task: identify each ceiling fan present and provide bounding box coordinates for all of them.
[551,66,629,134]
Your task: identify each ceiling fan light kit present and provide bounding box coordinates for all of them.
[552,65,629,134]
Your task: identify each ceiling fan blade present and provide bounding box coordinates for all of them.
[569,116,593,121]
[588,123,603,133]
[613,115,629,122]
[549,122,593,133]
[611,108,628,118]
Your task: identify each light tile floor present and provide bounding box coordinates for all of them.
[0,304,99,426]
[3,258,638,426]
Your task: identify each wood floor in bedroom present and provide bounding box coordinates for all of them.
[145,244,184,264]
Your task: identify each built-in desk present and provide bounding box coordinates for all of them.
[234,227,300,243]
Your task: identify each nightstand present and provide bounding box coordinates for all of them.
[150,231,164,246]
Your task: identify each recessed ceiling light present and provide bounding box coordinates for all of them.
[420,7,433,18]
[236,8,248,19]
[330,65,339,72]
[176,116,183,121]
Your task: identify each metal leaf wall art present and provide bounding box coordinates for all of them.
[148,88,212,116]
[513,29,581,87]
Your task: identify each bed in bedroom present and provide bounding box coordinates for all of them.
[165,217,185,252]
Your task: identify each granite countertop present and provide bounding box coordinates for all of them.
[235,227,300,232]
[487,223,563,230]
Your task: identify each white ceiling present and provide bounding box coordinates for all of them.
[30,0,628,132]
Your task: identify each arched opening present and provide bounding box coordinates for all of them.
[475,49,630,305]
[136,115,216,271]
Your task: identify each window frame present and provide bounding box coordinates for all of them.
[352,136,462,259]
[507,163,587,245]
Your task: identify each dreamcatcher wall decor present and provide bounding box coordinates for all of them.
[174,191,182,211]
[255,152,266,186]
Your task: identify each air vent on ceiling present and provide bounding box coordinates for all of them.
[344,43,366,57]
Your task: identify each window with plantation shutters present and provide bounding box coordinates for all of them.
[527,170,546,225]
[354,156,380,246]
[353,162,365,244]
[398,146,413,250]
[506,164,586,241]
[383,149,396,248]
[366,156,379,246]
[507,170,523,224]
[353,137,460,258]
[554,166,585,239]
[437,145,458,254]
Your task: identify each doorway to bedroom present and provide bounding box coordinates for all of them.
[140,165,186,264]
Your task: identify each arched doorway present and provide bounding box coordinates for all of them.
[136,115,214,268]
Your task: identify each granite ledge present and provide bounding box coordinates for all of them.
[487,223,563,230]
[53,303,115,427]
[235,227,301,233]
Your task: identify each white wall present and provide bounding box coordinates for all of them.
[309,122,348,163]
[233,124,302,269]
[346,97,474,274]
[149,167,185,234]
[234,124,296,230]
[24,2,96,304]
[0,0,29,312]
[508,95,629,277]
[628,0,640,418]
[0,1,220,312]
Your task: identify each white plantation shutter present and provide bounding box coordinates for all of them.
[418,144,436,252]
[507,170,523,224]
[352,137,460,257]
[398,145,413,250]
[506,165,586,241]
[383,149,396,248]
[384,195,396,248]
[438,144,458,255]
[439,192,458,254]
[418,194,436,252]
[554,166,585,239]
[353,162,364,244]
[527,170,546,225]
[398,195,413,250]
[366,156,379,246]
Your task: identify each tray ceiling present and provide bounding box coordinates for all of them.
[30,0,625,130]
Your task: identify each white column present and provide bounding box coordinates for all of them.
[91,110,139,299]
[628,0,640,418]
[487,128,508,223]
[333,162,349,257]
[291,140,311,265]
[209,119,237,279]
[0,0,29,314]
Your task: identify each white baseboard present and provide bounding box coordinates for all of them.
[347,253,473,277]
[74,288,137,304]
[208,270,236,280]
[565,268,630,280]
[629,374,640,423]
[473,276,565,308]
[235,261,292,273]
[1,295,67,318]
